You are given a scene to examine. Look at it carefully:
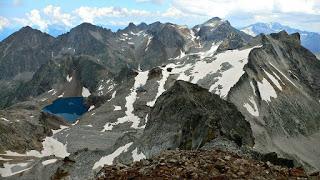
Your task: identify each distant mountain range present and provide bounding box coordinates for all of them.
[241,22,320,53]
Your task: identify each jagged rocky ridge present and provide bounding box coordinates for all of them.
[0,17,320,179]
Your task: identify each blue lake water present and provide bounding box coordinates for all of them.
[42,97,89,123]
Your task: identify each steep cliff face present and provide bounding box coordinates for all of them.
[0,26,55,81]
[1,55,113,108]
[139,80,254,157]
[228,31,320,171]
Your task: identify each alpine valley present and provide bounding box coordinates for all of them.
[0,17,320,179]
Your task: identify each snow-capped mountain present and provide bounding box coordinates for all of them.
[1,18,320,179]
[241,22,320,53]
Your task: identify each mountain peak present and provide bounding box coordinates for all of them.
[207,17,222,22]
[137,22,148,29]
[18,26,44,35]
[20,26,33,31]
[123,22,138,31]
[74,22,97,30]
[3,25,53,42]
[128,22,136,28]
[201,17,230,28]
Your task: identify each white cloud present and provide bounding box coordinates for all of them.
[172,0,320,17]
[26,9,48,31]
[43,5,73,27]
[12,5,74,32]
[74,6,151,23]
[274,0,318,14]
[0,16,10,31]
[162,6,186,18]
[109,20,139,26]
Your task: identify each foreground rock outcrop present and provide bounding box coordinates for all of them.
[96,149,315,180]
[138,80,254,157]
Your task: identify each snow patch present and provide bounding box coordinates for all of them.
[147,66,170,107]
[130,31,143,36]
[66,75,72,82]
[52,125,69,135]
[269,63,298,88]
[243,96,259,117]
[98,85,104,91]
[0,162,32,177]
[132,148,146,162]
[92,142,133,170]
[196,42,220,59]
[257,78,277,102]
[250,81,256,96]
[145,36,153,52]
[88,105,95,111]
[82,87,91,97]
[42,159,57,166]
[108,91,117,102]
[264,70,282,90]
[58,93,64,98]
[174,50,186,59]
[0,117,9,122]
[114,106,121,111]
[0,125,69,159]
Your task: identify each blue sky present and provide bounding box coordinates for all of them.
[0,0,320,36]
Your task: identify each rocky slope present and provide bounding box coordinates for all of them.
[228,31,320,171]
[0,26,55,80]
[96,149,312,179]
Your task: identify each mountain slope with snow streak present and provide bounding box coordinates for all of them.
[228,31,320,171]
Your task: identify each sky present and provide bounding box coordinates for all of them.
[0,0,320,36]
